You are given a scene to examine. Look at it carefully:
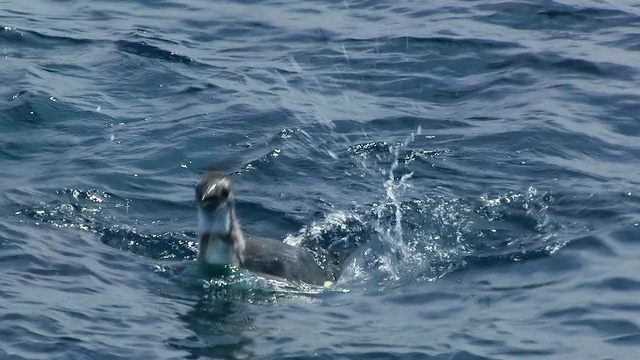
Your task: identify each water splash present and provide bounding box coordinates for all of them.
[371,145,413,280]
[285,124,576,289]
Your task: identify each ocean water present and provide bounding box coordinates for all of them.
[2,0,640,358]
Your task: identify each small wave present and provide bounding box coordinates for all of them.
[345,35,522,51]
[16,187,197,262]
[114,39,195,65]
[476,1,639,32]
[0,25,93,48]
[487,52,635,80]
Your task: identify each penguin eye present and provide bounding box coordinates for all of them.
[220,188,230,199]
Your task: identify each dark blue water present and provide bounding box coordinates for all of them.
[2,0,640,358]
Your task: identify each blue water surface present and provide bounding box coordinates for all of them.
[1,0,640,359]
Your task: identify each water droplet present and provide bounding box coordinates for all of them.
[88,194,103,203]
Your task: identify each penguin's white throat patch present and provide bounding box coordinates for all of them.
[197,206,234,266]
